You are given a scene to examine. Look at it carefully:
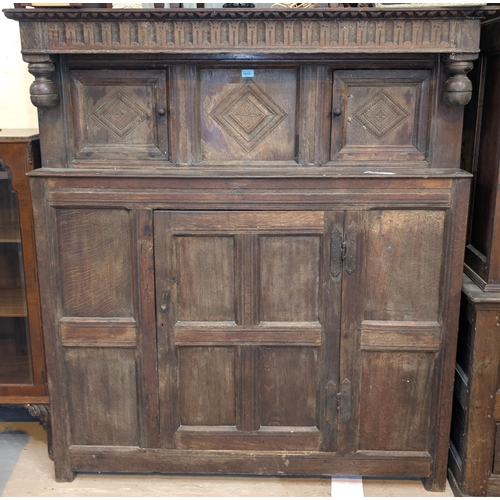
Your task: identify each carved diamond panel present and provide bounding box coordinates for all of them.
[353,91,409,140]
[93,91,148,139]
[210,80,287,152]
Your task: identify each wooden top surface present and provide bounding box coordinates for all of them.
[4,6,499,21]
[0,129,39,141]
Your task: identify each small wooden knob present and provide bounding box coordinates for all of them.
[333,108,343,116]
[158,108,166,116]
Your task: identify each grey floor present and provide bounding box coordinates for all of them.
[0,407,454,497]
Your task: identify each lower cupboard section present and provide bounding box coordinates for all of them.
[67,446,432,476]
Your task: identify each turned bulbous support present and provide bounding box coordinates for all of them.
[444,59,474,107]
[28,61,59,109]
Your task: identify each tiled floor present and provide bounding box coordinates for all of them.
[0,417,454,497]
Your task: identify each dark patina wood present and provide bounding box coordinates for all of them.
[5,5,486,491]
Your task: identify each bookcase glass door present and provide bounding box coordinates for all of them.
[0,163,32,385]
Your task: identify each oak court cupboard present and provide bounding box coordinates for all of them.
[5,5,491,491]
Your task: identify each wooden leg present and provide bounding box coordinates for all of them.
[25,403,53,461]
[423,475,447,492]
[55,463,76,483]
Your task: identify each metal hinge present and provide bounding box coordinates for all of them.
[326,378,352,425]
[330,223,358,277]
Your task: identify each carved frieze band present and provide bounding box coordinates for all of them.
[17,18,478,53]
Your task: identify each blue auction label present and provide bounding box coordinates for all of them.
[242,69,254,78]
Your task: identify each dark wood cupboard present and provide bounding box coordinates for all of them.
[5,5,490,491]
[0,130,47,404]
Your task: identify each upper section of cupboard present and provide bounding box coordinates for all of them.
[5,6,494,171]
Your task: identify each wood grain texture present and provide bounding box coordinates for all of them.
[14,9,477,483]
[176,426,320,451]
[173,323,321,346]
[331,70,430,164]
[201,69,297,163]
[57,208,134,318]
[179,347,236,426]
[59,317,137,347]
[169,65,201,165]
[175,236,235,322]
[65,347,139,446]
[449,276,500,496]
[7,10,483,54]
[69,69,169,165]
[260,236,320,323]
[360,321,441,352]
[425,178,470,492]
[358,351,434,451]
[68,445,432,477]
[133,210,160,449]
[364,210,445,322]
[260,347,319,428]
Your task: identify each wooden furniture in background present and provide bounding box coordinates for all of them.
[0,130,47,404]
[5,5,489,491]
[448,15,500,497]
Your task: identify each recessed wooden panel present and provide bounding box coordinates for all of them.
[260,347,319,427]
[331,70,430,163]
[200,69,297,162]
[260,236,320,322]
[364,210,445,322]
[65,348,139,446]
[179,347,236,426]
[176,236,235,322]
[57,209,133,318]
[358,351,434,451]
[69,69,168,164]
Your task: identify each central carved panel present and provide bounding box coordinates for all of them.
[93,91,148,140]
[353,91,409,140]
[210,80,287,152]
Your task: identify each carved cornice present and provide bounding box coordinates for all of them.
[4,7,485,54]
[3,7,498,22]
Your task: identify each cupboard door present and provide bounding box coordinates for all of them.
[69,69,169,164]
[154,211,342,451]
[339,210,445,454]
[200,69,298,162]
[331,70,431,164]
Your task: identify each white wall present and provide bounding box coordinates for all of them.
[0,1,278,131]
[0,9,38,130]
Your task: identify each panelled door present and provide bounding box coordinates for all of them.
[154,211,342,452]
[155,208,446,456]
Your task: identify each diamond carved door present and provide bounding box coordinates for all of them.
[69,69,169,164]
[330,69,431,164]
[200,69,298,162]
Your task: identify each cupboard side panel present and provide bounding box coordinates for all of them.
[358,351,435,451]
[30,178,74,481]
[57,208,134,318]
